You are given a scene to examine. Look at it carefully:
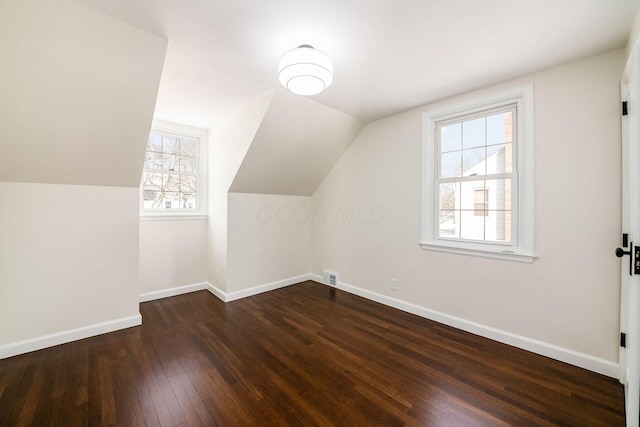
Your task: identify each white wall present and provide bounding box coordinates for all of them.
[139,219,208,295]
[0,0,166,357]
[311,49,624,364]
[628,5,640,58]
[207,91,275,292]
[0,183,140,350]
[227,193,311,292]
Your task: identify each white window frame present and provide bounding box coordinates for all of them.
[140,119,208,220]
[420,84,535,262]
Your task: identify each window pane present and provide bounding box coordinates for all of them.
[439,182,459,210]
[163,174,180,193]
[179,138,197,157]
[486,112,512,145]
[439,210,459,238]
[460,181,487,239]
[163,192,180,210]
[462,147,486,176]
[162,154,177,172]
[485,210,511,243]
[474,188,488,203]
[179,155,196,173]
[486,143,512,174]
[460,180,485,210]
[142,190,162,209]
[440,151,461,178]
[460,209,484,241]
[179,193,197,210]
[462,117,485,149]
[180,175,197,194]
[163,135,178,154]
[440,123,461,152]
[473,189,488,217]
[486,143,502,157]
[148,133,163,152]
[486,179,512,211]
[141,172,162,191]
[144,151,163,170]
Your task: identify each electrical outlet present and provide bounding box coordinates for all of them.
[391,278,398,291]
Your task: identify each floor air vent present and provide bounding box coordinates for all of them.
[323,270,338,287]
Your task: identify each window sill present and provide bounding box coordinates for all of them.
[140,214,208,221]
[419,242,536,263]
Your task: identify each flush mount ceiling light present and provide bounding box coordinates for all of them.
[278,45,333,96]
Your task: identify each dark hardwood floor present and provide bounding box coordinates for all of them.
[0,281,625,426]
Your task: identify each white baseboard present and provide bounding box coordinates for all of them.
[140,274,312,304]
[206,274,311,302]
[139,282,209,302]
[205,282,227,301]
[308,274,618,378]
[0,314,142,360]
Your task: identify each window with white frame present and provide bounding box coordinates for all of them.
[140,120,208,217]
[421,85,534,262]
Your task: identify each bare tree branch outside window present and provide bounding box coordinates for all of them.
[142,132,199,210]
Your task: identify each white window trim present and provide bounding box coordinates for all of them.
[140,119,208,219]
[420,84,535,263]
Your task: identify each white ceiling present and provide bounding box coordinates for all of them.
[77,0,639,127]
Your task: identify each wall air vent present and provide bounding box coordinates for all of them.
[323,270,339,287]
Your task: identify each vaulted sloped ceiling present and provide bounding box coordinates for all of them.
[229,89,364,196]
[0,0,167,187]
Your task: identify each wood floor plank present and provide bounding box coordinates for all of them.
[0,281,626,426]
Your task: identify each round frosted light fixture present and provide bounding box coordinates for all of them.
[278,45,333,96]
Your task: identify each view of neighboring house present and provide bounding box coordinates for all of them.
[439,109,513,243]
